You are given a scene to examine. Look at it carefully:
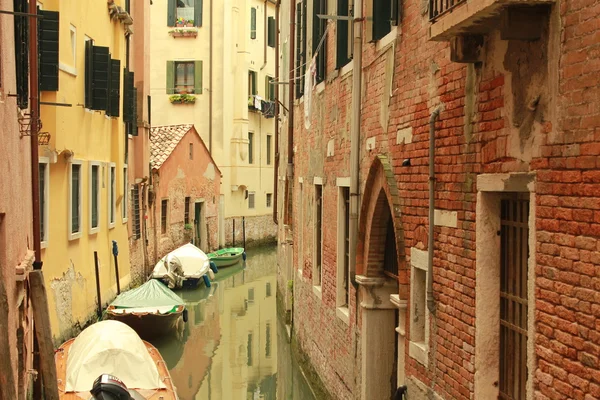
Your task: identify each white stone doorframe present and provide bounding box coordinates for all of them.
[474,173,536,400]
[356,275,400,400]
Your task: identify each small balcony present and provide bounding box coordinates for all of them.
[429,0,554,41]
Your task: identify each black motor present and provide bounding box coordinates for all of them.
[90,374,135,400]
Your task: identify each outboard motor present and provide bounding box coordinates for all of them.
[90,374,146,400]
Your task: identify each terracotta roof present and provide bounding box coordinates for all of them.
[150,124,194,169]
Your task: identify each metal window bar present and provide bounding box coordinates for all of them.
[133,185,141,239]
[499,196,529,400]
[429,0,467,21]
[161,199,168,234]
[315,184,323,285]
[184,197,190,224]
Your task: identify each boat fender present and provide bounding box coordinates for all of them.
[242,251,247,261]
[210,261,218,274]
[208,269,215,280]
[202,274,212,287]
[182,309,188,323]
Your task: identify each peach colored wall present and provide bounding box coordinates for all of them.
[149,128,221,263]
[0,0,35,397]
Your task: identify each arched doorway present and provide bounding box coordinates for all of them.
[356,155,407,400]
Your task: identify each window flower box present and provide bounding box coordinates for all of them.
[169,28,198,38]
[169,94,196,105]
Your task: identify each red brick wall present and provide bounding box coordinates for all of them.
[284,0,600,399]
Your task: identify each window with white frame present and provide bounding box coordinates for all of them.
[69,161,83,240]
[248,192,255,209]
[122,165,128,222]
[409,247,430,367]
[109,163,116,228]
[89,162,101,234]
[39,158,50,247]
[70,25,77,68]
[337,185,350,310]
[266,193,272,208]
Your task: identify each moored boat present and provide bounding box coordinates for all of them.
[105,279,186,340]
[151,243,211,289]
[207,247,246,267]
[55,320,178,399]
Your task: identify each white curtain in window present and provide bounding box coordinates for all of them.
[176,0,194,21]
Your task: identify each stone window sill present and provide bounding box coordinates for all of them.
[409,340,429,367]
[336,306,350,325]
[312,285,322,299]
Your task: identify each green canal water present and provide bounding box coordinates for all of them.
[151,245,315,400]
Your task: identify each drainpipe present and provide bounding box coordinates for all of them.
[427,107,442,314]
[209,0,213,153]
[29,0,42,268]
[284,0,295,226]
[272,0,280,225]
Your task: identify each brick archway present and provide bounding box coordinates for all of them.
[356,155,408,400]
[356,155,407,296]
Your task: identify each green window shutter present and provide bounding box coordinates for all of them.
[267,16,275,48]
[91,46,110,111]
[15,0,29,109]
[123,69,131,122]
[167,0,176,26]
[336,0,350,69]
[194,60,203,94]
[38,9,60,92]
[373,0,392,41]
[252,72,257,95]
[265,76,269,100]
[166,61,175,94]
[250,8,256,39]
[130,87,138,136]
[295,2,303,98]
[194,0,203,27]
[84,40,94,108]
[107,59,121,117]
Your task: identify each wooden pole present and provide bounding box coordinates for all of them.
[94,252,102,317]
[242,216,246,249]
[0,281,18,399]
[29,271,59,400]
[112,241,120,295]
[232,219,235,247]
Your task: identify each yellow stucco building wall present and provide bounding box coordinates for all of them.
[150,0,277,247]
[38,0,132,344]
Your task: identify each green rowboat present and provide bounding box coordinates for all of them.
[207,247,245,267]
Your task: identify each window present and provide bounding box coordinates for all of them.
[248,192,256,209]
[266,282,272,297]
[132,184,141,240]
[70,25,77,69]
[383,211,398,278]
[109,163,116,228]
[368,0,400,42]
[189,143,194,160]
[167,0,203,27]
[248,287,255,302]
[248,132,254,164]
[266,193,272,208]
[184,197,191,224]
[39,158,50,247]
[295,0,307,98]
[250,7,257,39]
[267,16,275,47]
[85,41,120,113]
[409,247,429,367]
[175,61,194,94]
[266,135,272,164]
[89,162,101,234]
[314,183,323,286]
[312,0,327,83]
[247,333,253,366]
[248,70,257,96]
[266,322,272,357]
[122,165,128,222]
[14,0,29,108]
[337,186,350,308]
[336,0,352,69]
[69,161,83,240]
[123,69,137,135]
[265,76,275,101]
[38,9,60,91]
[161,199,168,234]
[166,60,202,94]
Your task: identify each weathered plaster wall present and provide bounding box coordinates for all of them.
[149,129,221,264]
[0,1,35,395]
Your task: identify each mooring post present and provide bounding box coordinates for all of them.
[112,240,120,294]
[94,251,102,317]
[233,218,236,247]
[243,216,246,249]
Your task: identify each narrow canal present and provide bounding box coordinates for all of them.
[151,244,315,400]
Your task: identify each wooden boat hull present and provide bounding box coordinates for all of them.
[55,338,177,400]
[208,248,245,268]
[105,305,184,340]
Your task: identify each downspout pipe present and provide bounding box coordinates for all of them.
[427,107,442,314]
[285,0,295,226]
[273,0,280,224]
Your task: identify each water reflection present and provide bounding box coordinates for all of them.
[152,245,311,400]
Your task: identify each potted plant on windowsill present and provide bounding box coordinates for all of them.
[186,19,194,27]
[169,94,196,104]
[176,17,186,27]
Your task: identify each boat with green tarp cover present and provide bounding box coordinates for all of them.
[105,279,187,340]
[207,247,246,267]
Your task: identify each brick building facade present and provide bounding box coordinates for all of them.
[277,0,600,399]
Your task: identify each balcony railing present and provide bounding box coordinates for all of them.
[429,0,467,21]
